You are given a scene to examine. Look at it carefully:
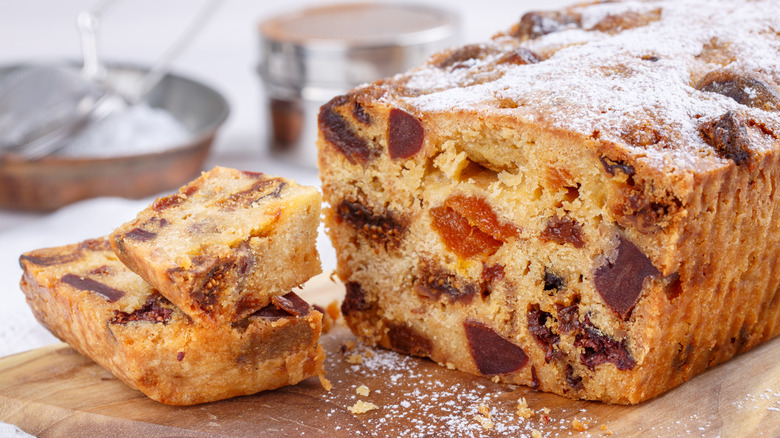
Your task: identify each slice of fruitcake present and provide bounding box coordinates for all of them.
[111,166,322,326]
[20,238,325,405]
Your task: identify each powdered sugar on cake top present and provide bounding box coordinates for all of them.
[384,0,780,173]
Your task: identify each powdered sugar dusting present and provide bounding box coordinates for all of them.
[389,0,780,174]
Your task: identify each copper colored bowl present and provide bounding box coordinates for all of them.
[0,62,229,211]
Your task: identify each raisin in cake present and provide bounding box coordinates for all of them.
[111,166,322,326]
[19,238,325,405]
[317,0,780,404]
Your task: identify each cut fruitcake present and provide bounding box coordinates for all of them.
[317,0,780,404]
[111,166,322,326]
[19,238,325,405]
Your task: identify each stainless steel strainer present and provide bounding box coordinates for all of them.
[0,0,222,160]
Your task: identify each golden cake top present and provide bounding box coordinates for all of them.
[371,0,780,174]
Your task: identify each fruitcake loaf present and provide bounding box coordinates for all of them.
[19,238,325,405]
[111,166,322,326]
[317,0,780,404]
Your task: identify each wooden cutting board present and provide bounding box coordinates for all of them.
[2,275,780,437]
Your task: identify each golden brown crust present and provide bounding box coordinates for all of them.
[19,239,324,406]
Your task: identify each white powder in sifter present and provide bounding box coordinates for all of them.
[60,103,190,157]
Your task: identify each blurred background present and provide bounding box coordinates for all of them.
[0,0,572,360]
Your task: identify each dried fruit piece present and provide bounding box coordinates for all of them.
[599,156,635,178]
[527,305,560,363]
[575,319,636,371]
[590,9,661,34]
[445,195,521,242]
[336,199,407,248]
[593,236,659,320]
[430,205,503,258]
[565,364,583,390]
[110,294,174,324]
[352,101,372,125]
[543,268,565,292]
[341,281,372,316]
[388,108,424,159]
[434,44,496,69]
[167,256,234,314]
[540,215,585,248]
[497,47,541,65]
[696,70,780,111]
[481,263,505,283]
[464,320,529,375]
[60,273,125,302]
[556,300,580,334]
[20,253,80,267]
[386,321,433,357]
[254,292,311,320]
[319,96,373,164]
[217,178,286,209]
[699,111,753,166]
[124,228,157,242]
[513,10,582,40]
[415,261,478,303]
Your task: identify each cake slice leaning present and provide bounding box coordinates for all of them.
[317,0,780,404]
[110,166,322,326]
[20,238,325,406]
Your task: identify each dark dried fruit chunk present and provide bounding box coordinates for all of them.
[434,44,494,69]
[111,294,173,324]
[386,321,433,357]
[565,365,583,390]
[217,178,286,209]
[527,305,560,363]
[20,253,80,267]
[319,96,373,164]
[430,206,503,258]
[124,228,157,242]
[556,299,580,334]
[341,281,372,316]
[352,101,371,125]
[696,71,780,111]
[169,256,234,314]
[481,263,505,283]
[254,292,311,320]
[415,261,477,303]
[575,319,636,371]
[464,320,528,375]
[540,215,585,248]
[599,156,635,178]
[531,366,540,390]
[513,10,582,40]
[61,273,125,302]
[336,199,407,248]
[594,236,659,320]
[388,108,424,159]
[699,111,753,166]
[543,268,565,292]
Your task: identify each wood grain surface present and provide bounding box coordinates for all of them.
[2,275,780,437]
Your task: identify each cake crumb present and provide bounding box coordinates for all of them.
[348,354,364,364]
[326,300,341,321]
[318,374,333,392]
[356,384,370,396]
[491,376,501,383]
[363,349,375,359]
[531,429,543,438]
[600,424,613,435]
[517,397,534,419]
[473,404,494,430]
[342,340,357,352]
[572,417,589,431]
[349,400,378,414]
[445,362,456,370]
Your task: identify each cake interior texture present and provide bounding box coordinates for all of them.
[317,0,780,404]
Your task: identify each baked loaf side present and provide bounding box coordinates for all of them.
[318,0,780,404]
[111,166,322,325]
[20,239,325,406]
